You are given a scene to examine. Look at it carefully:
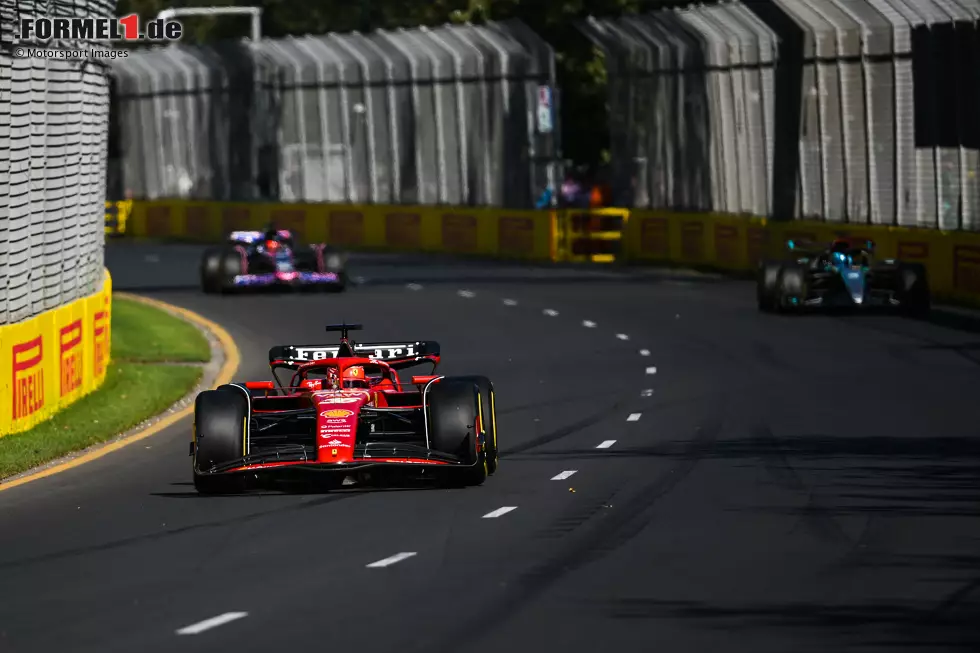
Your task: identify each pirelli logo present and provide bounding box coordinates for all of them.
[60,320,83,397]
[94,307,109,377]
[12,336,44,421]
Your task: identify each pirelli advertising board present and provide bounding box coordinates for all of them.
[0,270,112,437]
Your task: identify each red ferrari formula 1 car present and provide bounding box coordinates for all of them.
[190,324,498,494]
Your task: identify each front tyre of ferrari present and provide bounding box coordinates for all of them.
[449,375,498,474]
[192,389,248,494]
[427,380,487,487]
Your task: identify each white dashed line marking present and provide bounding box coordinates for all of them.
[627,413,642,422]
[641,389,654,397]
[176,612,249,635]
[366,552,418,568]
[646,366,657,375]
[582,320,597,328]
[543,309,559,316]
[458,290,475,298]
[406,283,423,291]
[144,254,160,263]
[616,333,629,340]
[596,440,617,449]
[639,349,650,356]
[353,276,367,284]
[551,470,578,481]
[482,506,518,518]
[503,298,518,306]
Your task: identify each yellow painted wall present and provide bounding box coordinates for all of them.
[0,271,112,437]
[120,200,980,307]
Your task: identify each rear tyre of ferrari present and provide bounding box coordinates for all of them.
[193,389,248,494]
[427,380,487,487]
[449,375,498,475]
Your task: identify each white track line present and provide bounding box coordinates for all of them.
[406,283,423,291]
[176,612,248,635]
[482,506,518,518]
[639,349,650,356]
[641,389,654,397]
[551,470,578,481]
[616,333,629,340]
[543,309,559,316]
[596,440,617,449]
[627,413,642,422]
[646,366,657,375]
[353,276,367,284]
[458,290,475,298]
[503,298,518,306]
[582,320,597,328]
[366,552,417,568]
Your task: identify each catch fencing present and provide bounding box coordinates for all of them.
[582,0,980,231]
[0,0,113,325]
[107,18,560,209]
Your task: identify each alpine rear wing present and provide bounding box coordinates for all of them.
[268,341,441,370]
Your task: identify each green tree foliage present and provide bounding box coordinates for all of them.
[114,0,689,166]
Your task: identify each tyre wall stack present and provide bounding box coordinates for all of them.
[0,0,116,436]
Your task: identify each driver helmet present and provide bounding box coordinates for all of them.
[342,365,368,388]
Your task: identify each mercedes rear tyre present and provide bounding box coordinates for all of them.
[898,262,931,318]
[757,261,782,312]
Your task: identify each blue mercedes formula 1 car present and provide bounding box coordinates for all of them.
[200,225,348,294]
[757,237,930,316]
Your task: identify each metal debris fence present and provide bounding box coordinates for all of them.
[107,18,560,209]
[582,0,980,231]
[0,0,113,324]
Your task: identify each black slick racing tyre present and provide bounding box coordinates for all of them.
[775,265,807,313]
[448,375,498,474]
[193,388,249,494]
[427,379,487,487]
[757,261,782,312]
[200,247,243,294]
[898,262,931,317]
[200,248,223,294]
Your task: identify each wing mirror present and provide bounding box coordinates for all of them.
[411,375,439,386]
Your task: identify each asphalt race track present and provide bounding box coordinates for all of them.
[2,242,980,652]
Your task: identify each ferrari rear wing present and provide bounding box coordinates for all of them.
[268,340,441,370]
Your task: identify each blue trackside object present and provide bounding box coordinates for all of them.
[756,237,930,316]
[200,222,349,294]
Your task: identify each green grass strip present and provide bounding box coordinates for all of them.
[0,296,212,481]
[111,297,210,362]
